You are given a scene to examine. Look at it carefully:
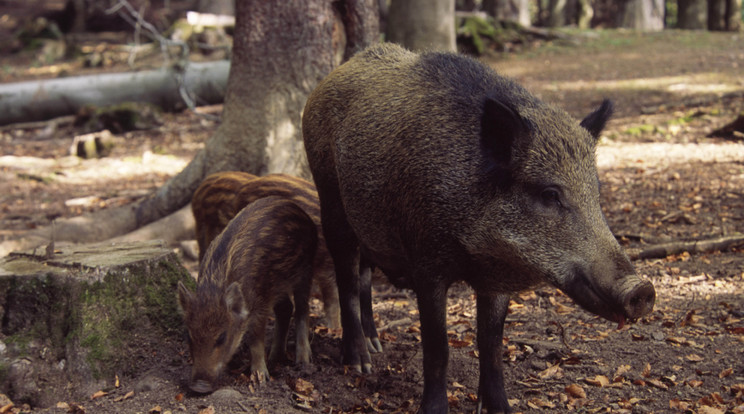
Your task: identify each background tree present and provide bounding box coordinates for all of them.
[678,0,707,29]
[616,0,665,30]
[545,0,567,27]
[134,0,379,227]
[725,0,742,30]
[482,0,532,27]
[386,0,456,52]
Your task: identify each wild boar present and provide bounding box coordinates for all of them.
[191,172,381,349]
[178,196,317,393]
[302,43,655,413]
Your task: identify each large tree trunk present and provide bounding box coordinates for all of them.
[708,0,727,30]
[386,0,456,52]
[678,0,708,29]
[198,0,234,16]
[483,0,531,27]
[134,0,379,227]
[616,0,664,30]
[726,0,742,30]
[546,0,567,27]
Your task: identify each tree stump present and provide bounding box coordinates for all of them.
[0,240,193,407]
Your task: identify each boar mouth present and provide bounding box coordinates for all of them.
[561,268,655,329]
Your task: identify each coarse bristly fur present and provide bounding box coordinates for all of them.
[192,172,342,332]
[178,196,317,394]
[302,42,655,413]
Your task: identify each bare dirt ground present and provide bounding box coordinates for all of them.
[1,29,743,413]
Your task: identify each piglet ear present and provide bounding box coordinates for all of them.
[224,282,248,320]
[177,281,193,315]
[481,97,529,166]
[580,99,613,140]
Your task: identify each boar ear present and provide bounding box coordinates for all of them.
[177,281,193,314]
[224,282,248,320]
[580,99,613,140]
[481,97,529,166]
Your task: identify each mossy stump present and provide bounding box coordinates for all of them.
[0,240,194,407]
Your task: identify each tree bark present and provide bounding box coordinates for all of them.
[483,0,531,27]
[678,0,708,29]
[0,61,229,126]
[546,0,567,27]
[708,0,727,30]
[198,0,234,16]
[616,0,664,30]
[134,0,379,227]
[386,0,456,52]
[726,0,742,30]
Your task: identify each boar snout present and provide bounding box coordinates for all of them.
[617,276,655,322]
[563,270,655,328]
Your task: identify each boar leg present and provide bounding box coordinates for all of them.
[360,263,382,353]
[318,269,342,331]
[320,199,372,373]
[269,295,294,365]
[415,284,449,414]
[246,317,270,382]
[476,293,511,414]
[293,272,313,366]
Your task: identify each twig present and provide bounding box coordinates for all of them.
[104,0,220,120]
[628,233,744,260]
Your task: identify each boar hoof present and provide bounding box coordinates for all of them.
[189,379,214,394]
[476,399,511,414]
[366,337,383,353]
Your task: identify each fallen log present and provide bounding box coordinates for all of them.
[0,60,229,126]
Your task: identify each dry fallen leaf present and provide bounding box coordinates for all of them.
[642,362,652,378]
[584,375,610,387]
[115,375,120,388]
[669,398,692,410]
[174,393,184,402]
[647,378,669,390]
[90,390,107,400]
[113,391,134,402]
[565,384,586,398]
[198,406,215,414]
[685,354,704,362]
[293,378,315,395]
[686,379,703,388]
[149,406,162,414]
[538,363,563,380]
[527,397,555,409]
[0,403,13,414]
[719,367,734,378]
[697,406,725,414]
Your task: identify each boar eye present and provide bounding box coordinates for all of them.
[541,187,562,207]
[215,332,227,348]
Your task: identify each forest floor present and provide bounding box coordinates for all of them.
[1,28,743,414]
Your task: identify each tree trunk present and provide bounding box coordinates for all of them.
[386,0,456,52]
[198,0,234,16]
[546,0,567,27]
[483,0,531,27]
[726,0,742,30]
[565,0,593,28]
[134,0,379,227]
[616,0,664,30]
[678,0,708,29]
[708,0,727,30]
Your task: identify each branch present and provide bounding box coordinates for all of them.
[628,233,744,260]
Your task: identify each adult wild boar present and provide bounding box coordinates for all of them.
[302,43,655,413]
